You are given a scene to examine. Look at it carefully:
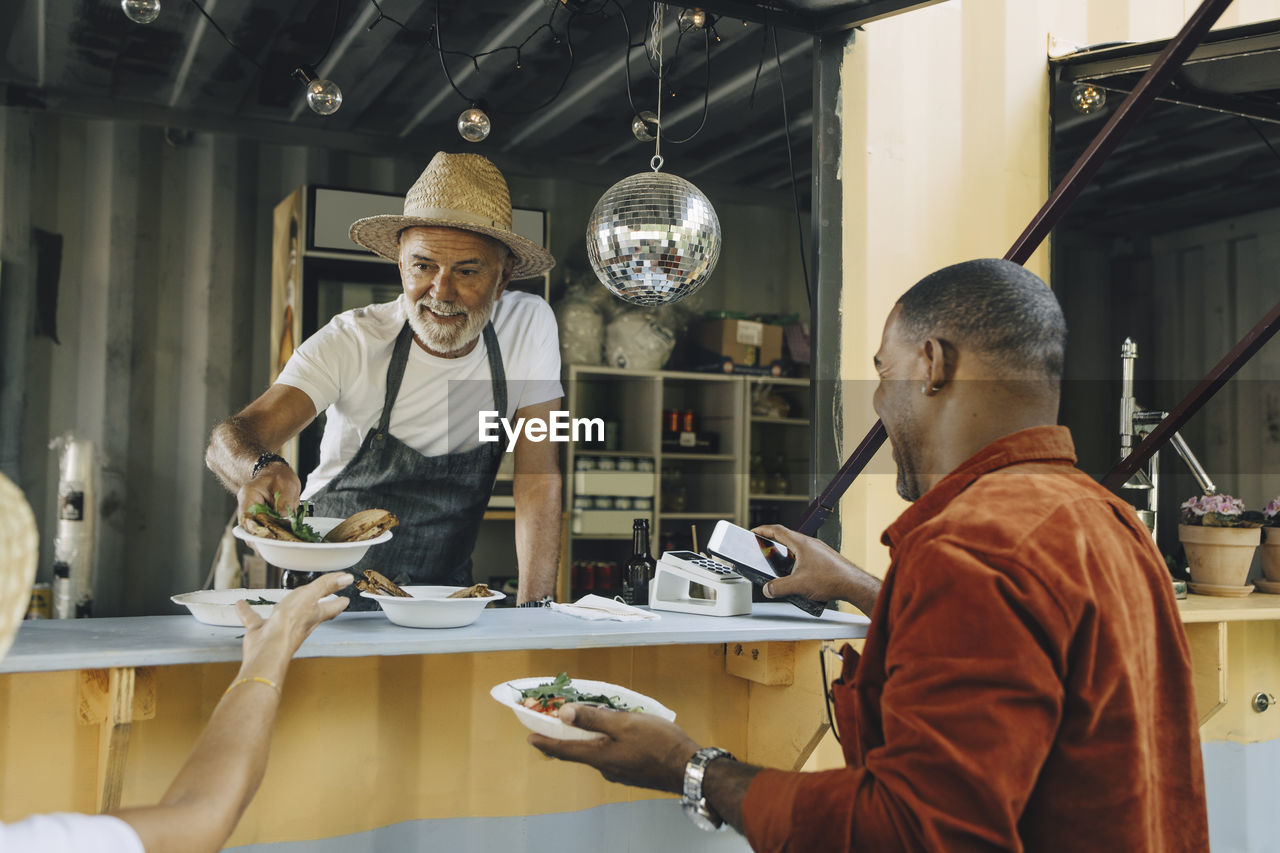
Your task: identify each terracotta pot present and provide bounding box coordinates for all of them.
[1262,528,1280,582]
[1180,524,1260,586]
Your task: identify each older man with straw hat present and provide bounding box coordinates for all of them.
[208,152,563,606]
[0,471,353,850]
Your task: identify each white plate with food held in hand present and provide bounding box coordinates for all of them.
[232,505,398,572]
[170,588,340,627]
[490,673,676,740]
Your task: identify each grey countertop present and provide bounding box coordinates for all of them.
[2,603,869,673]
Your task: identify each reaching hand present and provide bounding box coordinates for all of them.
[235,573,351,684]
[528,704,701,794]
[236,464,302,521]
[752,524,880,613]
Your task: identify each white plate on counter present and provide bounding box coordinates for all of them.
[360,585,505,628]
[490,676,675,741]
[171,588,337,627]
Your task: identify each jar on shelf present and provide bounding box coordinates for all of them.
[769,453,790,494]
[749,454,768,494]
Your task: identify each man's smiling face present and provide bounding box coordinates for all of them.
[397,226,513,357]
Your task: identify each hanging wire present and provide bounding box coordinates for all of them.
[430,0,577,114]
[651,2,664,171]
[1245,117,1280,164]
[772,25,811,309]
[663,26,711,145]
[310,0,344,68]
[186,0,263,69]
[366,0,407,30]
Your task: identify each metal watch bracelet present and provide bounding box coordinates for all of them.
[517,596,553,608]
[682,746,734,831]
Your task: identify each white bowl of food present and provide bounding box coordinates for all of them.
[233,516,393,572]
[360,584,505,628]
[170,588,339,627]
[490,674,676,741]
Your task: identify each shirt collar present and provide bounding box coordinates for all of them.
[881,425,1078,550]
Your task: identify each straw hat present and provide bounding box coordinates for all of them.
[349,152,555,281]
[0,472,38,660]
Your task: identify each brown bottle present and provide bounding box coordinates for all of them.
[623,518,656,606]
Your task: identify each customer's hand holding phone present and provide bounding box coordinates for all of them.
[751,524,882,617]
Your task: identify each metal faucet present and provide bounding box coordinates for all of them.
[1119,338,1217,542]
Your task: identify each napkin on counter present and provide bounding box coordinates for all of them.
[549,594,660,622]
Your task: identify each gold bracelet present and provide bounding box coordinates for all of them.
[223,676,282,698]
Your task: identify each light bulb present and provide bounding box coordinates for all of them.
[631,111,658,142]
[458,106,491,143]
[1070,82,1107,115]
[121,0,161,24]
[679,8,708,29]
[306,78,343,116]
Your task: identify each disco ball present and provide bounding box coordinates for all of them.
[586,170,721,306]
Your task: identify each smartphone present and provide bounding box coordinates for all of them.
[706,520,826,617]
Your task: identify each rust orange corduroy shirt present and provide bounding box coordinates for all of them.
[741,426,1208,852]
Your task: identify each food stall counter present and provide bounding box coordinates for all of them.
[1,605,868,851]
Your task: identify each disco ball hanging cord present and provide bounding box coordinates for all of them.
[584,1,722,307]
[651,2,665,174]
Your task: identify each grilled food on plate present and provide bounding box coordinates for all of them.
[323,509,399,543]
[356,569,412,598]
[447,583,492,599]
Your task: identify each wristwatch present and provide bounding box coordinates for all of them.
[517,595,554,608]
[682,746,734,831]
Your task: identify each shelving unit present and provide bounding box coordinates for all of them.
[560,365,812,601]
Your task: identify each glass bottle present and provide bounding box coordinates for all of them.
[623,518,657,606]
[749,453,768,494]
[769,453,790,495]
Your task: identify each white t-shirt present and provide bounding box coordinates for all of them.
[0,813,144,852]
[278,290,563,498]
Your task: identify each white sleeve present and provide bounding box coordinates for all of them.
[515,298,564,410]
[0,813,145,853]
[275,318,353,414]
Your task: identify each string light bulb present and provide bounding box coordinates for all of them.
[292,67,343,116]
[458,104,491,143]
[631,111,658,142]
[1070,82,1107,115]
[679,8,708,29]
[121,0,161,24]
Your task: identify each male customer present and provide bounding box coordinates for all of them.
[530,259,1209,850]
[0,471,352,851]
[207,152,562,605]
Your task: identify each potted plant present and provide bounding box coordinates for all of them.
[1261,497,1280,585]
[1178,494,1262,593]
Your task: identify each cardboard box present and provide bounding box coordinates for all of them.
[695,319,784,367]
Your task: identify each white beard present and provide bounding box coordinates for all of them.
[402,292,495,355]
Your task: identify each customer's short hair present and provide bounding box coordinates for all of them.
[896,258,1067,380]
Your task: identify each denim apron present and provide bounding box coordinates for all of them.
[302,321,508,609]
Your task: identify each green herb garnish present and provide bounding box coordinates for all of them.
[246,493,323,542]
[243,597,276,606]
[518,672,635,711]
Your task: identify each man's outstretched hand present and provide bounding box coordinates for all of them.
[753,524,882,616]
[528,704,701,794]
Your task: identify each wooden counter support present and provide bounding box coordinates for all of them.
[1184,622,1227,726]
[77,667,156,812]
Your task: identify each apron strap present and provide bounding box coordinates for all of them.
[377,320,508,440]
[377,323,416,435]
[482,321,508,420]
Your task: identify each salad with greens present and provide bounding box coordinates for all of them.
[245,493,323,543]
[517,673,639,717]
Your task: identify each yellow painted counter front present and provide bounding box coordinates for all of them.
[0,605,868,848]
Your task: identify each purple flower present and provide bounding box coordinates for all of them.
[1265,497,1280,522]
[1181,493,1245,521]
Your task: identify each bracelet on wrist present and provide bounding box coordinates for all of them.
[251,452,287,479]
[223,675,281,698]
